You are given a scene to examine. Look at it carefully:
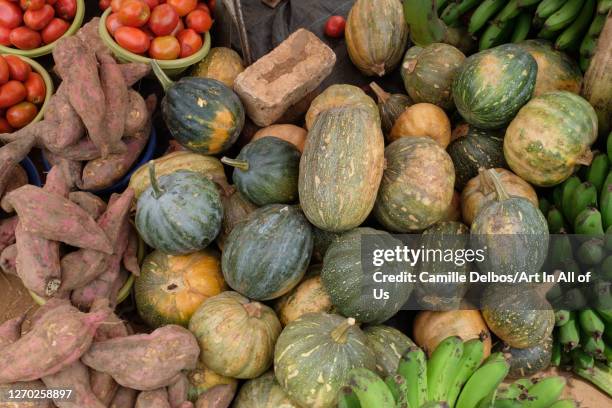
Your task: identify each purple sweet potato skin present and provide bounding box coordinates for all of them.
[0,216,17,251]
[110,386,138,408]
[81,325,200,391]
[3,165,27,195]
[120,63,150,87]
[194,385,234,408]
[40,85,85,151]
[0,314,25,350]
[99,53,128,153]
[0,135,36,197]
[124,91,148,137]
[136,389,171,408]
[43,151,83,189]
[42,361,106,408]
[29,298,72,326]
[69,192,107,219]
[0,380,53,408]
[0,243,17,275]
[167,374,189,408]
[122,225,140,276]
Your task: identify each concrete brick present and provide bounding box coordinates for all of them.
[234,29,336,126]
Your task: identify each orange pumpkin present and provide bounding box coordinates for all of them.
[389,103,451,147]
[252,124,307,153]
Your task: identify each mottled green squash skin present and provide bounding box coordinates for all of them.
[135,170,223,255]
[225,137,300,206]
[504,91,598,187]
[363,325,416,378]
[274,313,376,408]
[162,77,245,154]
[222,204,313,301]
[374,137,455,232]
[401,43,466,110]
[233,372,299,408]
[299,107,384,232]
[321,228,414,324]
[498,336,553,378]
[452,44,537,129]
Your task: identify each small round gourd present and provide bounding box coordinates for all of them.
[389,103,451,147]
[363,325,416,378]
[186,361,238,402]
[190,47,245,88]
[233,372,299,408]
[252,124,307,152]
[499,336,553,378]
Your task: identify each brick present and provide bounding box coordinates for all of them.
[234,29,336,127]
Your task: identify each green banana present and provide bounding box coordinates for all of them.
[521,376,566,408]
[385,375,409,406]
[538,25,560,38]
[547,207,566,233]
[537,0,570,19]
[601,255,612,279]
[555,0,597,49]
[469,0,507,33]
[492,398,524,408]
[560,286,587,310]
[553,184,564,208]
[579,309,606,338]
[576,238,605,265]
[559,311,580,351]
[580,54,591,71]
[548,233,573,270]
[569,182,598,226]
[518,0,544,6]
[447,338,485,408]
[561,175,582,221]
[427,336,464,403]
[511,11,533,42]
[338,386,361,408]
[549,400,579,408]
[437,0,451,13]
[398,346,428,408]
[608,132,612,162]
[544,0,585,31]
[479,18,514,50]
[604,343,612,362]
[455,353,510,408]
[346,368,395,408]
[441,0,481,25]
[598,0,612,13]
[580,32,599,57]
[601,184,612,230]
[574,362,612,396]
[580,12,607,56]
[571,348,596,369]
[551,339,562,366]
[495,0,522,22]
[421,402,451,408]
[574,207,604,236]
[539,197,551,216]
[586,153,610,192]
[556,309,571,326]
[605,226,612,251]
[583,334,605,357]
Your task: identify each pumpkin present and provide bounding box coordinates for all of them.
[461,168,538,226]
[135,167,223,255]
[363,325,416,378]
[452,44,537,129]
[274,265,333,326]
[252,124,308,152]
[233,371,299,408]
[299,107,384,232]
[498,336,553,378]
[305,84,379,130]
[186,361,238,402]
[374,137,455,232]
[441,191,462,223]
[188,291,281,379]
[135,249,226,328]
[216,188,257,250]
[447,123,507,190]
[401,43,466,110]
[190,47,245,88]
[321,228,413,324]
[274,313,376,408]
[414,222,470,310]
[516,40,582,97]
[222,137,300,206]
[369,82,412,135]
[345,0,408,76]
[312,227,341,262]
[504,91,598,187]
[129,152,230,199]
[413,310,492,358]
[153,63,245,155]
[222,204,313,301]
[389,103,452,148]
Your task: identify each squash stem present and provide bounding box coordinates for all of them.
[485,168,510,202]
[331,317,356,344]
[150,60,174,92]
[369,82,390,103]
[148,162,164,199]
[221,157,249,171]
[243,302,262,318]
[402,0,447,46]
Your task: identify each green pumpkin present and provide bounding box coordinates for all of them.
[305,84,379,130]
[153,63,245,155]
[233,372,299,408]
[222,137,300,206]
[135,167,223,255]
[312,227,341,262]
[216,187,258,250]
[452,44,537,129]
[447,124,507,190]
[401,43,466,110]
[369,82,412,135]
[374,137,455,232]
[504,91,598,187]
[222,204,313,301]
[299,107,385,232]
[274,313,376,408]
[363,325,416,378]
[497,336,553,378]
[321,228,413,324]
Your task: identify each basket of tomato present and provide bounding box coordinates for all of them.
[0,0,85,57]
[0,54,52,132]
[99,0,212,76]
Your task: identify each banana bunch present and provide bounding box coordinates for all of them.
[494,377,570,408]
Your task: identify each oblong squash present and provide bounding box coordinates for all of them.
[305,84,378,130]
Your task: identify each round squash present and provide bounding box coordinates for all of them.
[135,168,223,255]
[305,84,379,130]
[135,249,226,328]
[274,313,376,408]
[216,188,257,250]
[189,291,281,379]
[447,123,507,190]
[441,191,462,223]
[233,371,299,408]
[312,227,341,263]
[363,325,416,378]
[222,204,313,301]
[190,47,245,88]
[413,310,492,358]
[452,44,537,129]
[516,40,582,97]
[369,82,412,135]
[252,124,307,152]
[186,361,238,402]
[300,107,384,232]
[321,228,413,324]
[222,137,300,206]
[345,0,408,76]
[504,91,598,186]
[374,137,455,232]
[389,103,452,147]
[401,43,466,110]
[498,336,553,378]
[461,168,538,226]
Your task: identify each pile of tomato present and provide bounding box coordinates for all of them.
[101,0,213,60]
[0,0,77,50]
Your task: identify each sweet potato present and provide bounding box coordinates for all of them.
[179,403,195,408]
[194,385,234,408]
[42,361,106,408]
[90,298,129,341]
[0,216,17,251]
[29,298,72,326]
[136,389,171,408]
[82,325,200,391]
[119,63,150,87]
[99,53,128,153]
[3,165,27,196]
[110,386,138,408]
[0,380,53,408]
[0,314,25,349]
[75,18,108,58]
[123,225,140,276]
[0,135,36,198]
[69,192,106,219]
[0,243,16,275]
[124,91,148,137]
[168,374,189,408]
[43,150,83,189]
[90,369,119,406]
[2,185,112,253]
[40,87,86,152]
[0,306,108,383]
[51,138,101,161]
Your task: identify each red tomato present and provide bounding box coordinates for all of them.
[0,80,26,108]
[20,0,45,11]
[207,0,215,13]
[0,56,8,85]
[47,0,57,5]
[169,17,182,36]
[176,28,201,58]
[142,0,158,8]
[148,3,177,36]
[6,101,37,128]
[166,0,196,16]
[105,12,123,35]
[41,17,68,43]
[4,55,30,81]
[0,117,13,133]
[0,25,10,45]
[141,24,154,41]
[110,0,123,12]
[9,26,41,49]
[0,1,23,29]
[195,3,209,13]
[24,71,45,104]
[149,35,180,59]
[23,4,54,30]
[114,26,150,54]
[99,0,111,10]
[54,0,76,20]
[324,16,345,38]
[185,9,211,33]
[118,0,150,27]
